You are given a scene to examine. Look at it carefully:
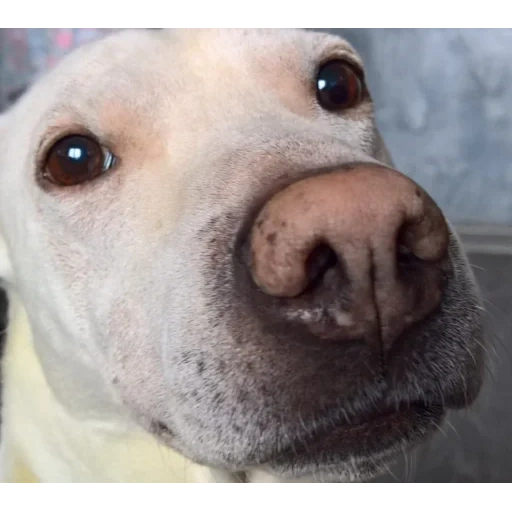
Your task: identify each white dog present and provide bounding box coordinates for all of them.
[0,28,486,483]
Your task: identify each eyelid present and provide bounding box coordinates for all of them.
[315,46,365,81]
[317,56,365,83]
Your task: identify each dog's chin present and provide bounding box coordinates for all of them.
[147,402,444,482]
[254,402,445,482]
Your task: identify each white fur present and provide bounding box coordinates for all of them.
[0,29,484,483]
[0,291,284,482]
[0,292,237,482]
[1,29,345,483]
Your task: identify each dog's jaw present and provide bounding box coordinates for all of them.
[0,292,239,483]
[0,292,316,483]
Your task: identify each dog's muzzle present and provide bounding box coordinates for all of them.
[246,164,451,352]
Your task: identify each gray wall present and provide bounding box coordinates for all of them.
[320,29,512,226]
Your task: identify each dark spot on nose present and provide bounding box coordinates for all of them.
[266,232,277,244]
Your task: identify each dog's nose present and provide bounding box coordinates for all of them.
[249,165,451,350]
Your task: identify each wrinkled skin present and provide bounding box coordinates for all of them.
[0,29,485,482]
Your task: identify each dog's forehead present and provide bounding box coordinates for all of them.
[17,28,364,167]
[36,29,360,117]
[169,28,359,64]
[67,28,358,76]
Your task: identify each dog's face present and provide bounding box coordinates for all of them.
[0,29,485,481]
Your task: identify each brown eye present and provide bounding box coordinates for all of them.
[316,60,364,111]
[44,135,116,186]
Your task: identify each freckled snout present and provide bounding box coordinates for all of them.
[249,165,451,350]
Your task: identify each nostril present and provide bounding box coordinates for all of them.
[397,244,421,266]
[304,243,338,292]
[395,219,447,267]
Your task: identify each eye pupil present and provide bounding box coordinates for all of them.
[44,135,114,186]
[66,146,86,162]
[316,60,364,111]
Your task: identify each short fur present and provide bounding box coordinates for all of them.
[0,29,485,482]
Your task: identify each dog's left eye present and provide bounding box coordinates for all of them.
[316,59,364,111]
[43,135,116,186]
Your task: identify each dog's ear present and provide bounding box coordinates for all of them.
[0,110,13,283]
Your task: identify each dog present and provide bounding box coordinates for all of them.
[0,28,486,483]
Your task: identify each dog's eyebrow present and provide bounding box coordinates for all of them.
[34,103,92,156]
[317,35,364,68]
[311,35,363,70]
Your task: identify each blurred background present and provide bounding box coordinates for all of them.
[1,28,511,482]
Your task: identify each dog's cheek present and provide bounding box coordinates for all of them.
[0,113,15,282]
[0,233,13,282]
[92,288,168,416]
[371,126,395,167]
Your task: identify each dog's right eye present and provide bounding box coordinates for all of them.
[43,135,116,186]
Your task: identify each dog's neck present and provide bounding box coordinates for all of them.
[0,290,239,482]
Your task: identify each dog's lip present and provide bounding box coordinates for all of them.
[256,402,445,477]
[145,401,445,479]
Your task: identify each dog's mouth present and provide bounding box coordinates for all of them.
[148,399,445,481]
[252,401,445,481]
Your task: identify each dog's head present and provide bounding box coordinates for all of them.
[0,29,485,481]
